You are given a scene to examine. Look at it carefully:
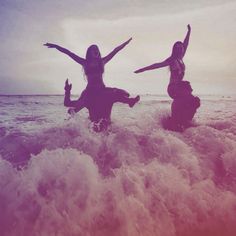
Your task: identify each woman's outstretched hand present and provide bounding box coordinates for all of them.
[64,79,72,91]
[125,37,132,45]
[187,24,191,31]
[44,43,58,48]
[134,68,144,74]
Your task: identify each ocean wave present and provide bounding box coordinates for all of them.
[0,111,236,235]
[1,143,236,236]
[15,116,47,123]
[0,97,236,236]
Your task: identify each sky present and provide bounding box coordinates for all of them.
[0,0,236,95]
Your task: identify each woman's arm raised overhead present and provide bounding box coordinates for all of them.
[182,24,191,57]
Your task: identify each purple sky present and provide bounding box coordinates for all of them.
[0,0,236,95]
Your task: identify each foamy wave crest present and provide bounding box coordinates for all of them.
[1,109,236,235]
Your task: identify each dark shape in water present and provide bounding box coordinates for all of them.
[163,93,200,132]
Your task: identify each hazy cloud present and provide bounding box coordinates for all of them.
[0,0,236,95]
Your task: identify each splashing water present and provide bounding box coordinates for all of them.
[0,95,236,236]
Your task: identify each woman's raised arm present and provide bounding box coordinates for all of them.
[182,24,191,57]
[102,38,132,64]
[44,43,85,65]
[64,79,78,108]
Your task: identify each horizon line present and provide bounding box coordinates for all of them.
[0,93,236,97]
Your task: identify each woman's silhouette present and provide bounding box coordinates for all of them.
[134,25,200,131]
[135,25,192,98]
[44,38,140,114]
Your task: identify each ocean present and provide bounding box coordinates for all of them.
[0,94,236,236]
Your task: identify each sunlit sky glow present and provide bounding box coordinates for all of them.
[0,0,235,95]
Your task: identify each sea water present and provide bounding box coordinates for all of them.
[0,94,236,236]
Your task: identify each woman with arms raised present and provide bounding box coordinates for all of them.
[135,25,192,98]
[44,38,139,114]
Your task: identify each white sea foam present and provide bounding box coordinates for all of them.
[0,95,236,236]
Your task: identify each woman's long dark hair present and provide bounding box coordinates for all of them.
[171,41,184,59]
[83,45,104,76]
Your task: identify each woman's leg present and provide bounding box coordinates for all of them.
[110,88,140,107]
[120,95,140,107]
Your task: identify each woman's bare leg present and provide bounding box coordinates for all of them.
[117,95,140,107]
